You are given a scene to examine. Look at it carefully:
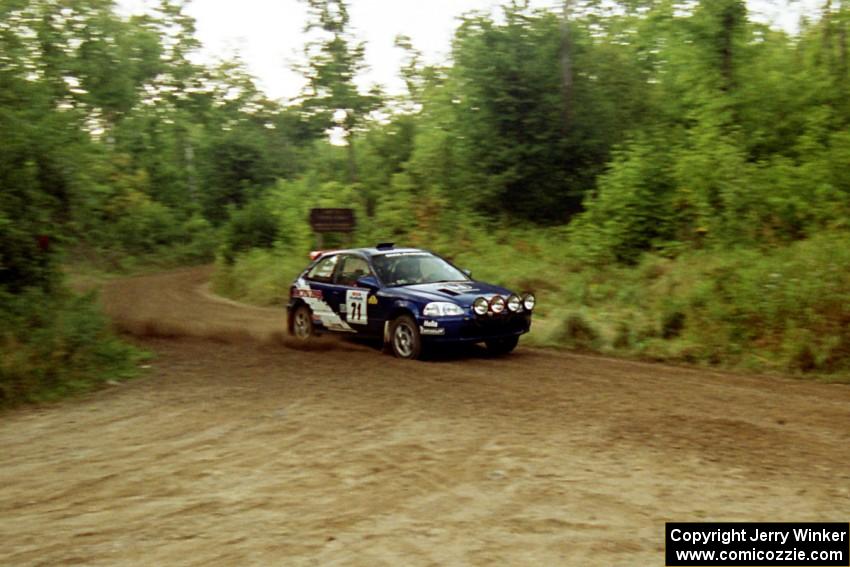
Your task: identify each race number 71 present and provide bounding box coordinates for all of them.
[346,290,368,325]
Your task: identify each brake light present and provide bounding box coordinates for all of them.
[310,249,340,261]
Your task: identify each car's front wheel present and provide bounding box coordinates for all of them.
[485,336,519,356]
[290,304,315,340]
[389,315,422,360]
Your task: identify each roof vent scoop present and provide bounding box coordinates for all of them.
[376,242,395,250]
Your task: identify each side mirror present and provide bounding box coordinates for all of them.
[462,268,472,278]
[356,274,380,290]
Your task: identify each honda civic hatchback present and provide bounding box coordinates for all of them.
[287,243,534,359]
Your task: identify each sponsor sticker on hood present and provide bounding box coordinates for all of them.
[439,283,478,293]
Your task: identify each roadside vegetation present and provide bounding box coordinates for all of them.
[0,289,146,405]
[214,228,850,376]
[3,0,850,407]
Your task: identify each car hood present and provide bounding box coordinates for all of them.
[396,281,514,306]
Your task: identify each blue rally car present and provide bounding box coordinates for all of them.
[287,243,535,359]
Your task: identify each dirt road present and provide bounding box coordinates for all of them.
[2,267,849,566]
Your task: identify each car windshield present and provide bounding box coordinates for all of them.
[372,252,469,287]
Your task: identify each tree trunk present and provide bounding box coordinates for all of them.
[185,136,197,204]
[560,0,574,135]
[831,1,848,74]
[720,6,736,93]
[346,133,357,184]
[823,0,834,72]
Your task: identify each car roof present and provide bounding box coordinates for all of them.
[320,247,430,258]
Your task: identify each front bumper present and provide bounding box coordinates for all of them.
[417,312,531,343]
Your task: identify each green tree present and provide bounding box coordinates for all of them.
[297,0,382,181]
[437,2,650,222]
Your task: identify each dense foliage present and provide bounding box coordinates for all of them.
[2,0,850,405]
[0,289,144,405]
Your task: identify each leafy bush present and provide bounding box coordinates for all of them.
[568,135,676,265]
[554,232,850,374]
[106,190,183,254]
[176,214,219,262]
[0,289,144,407]
[81,190,219,267]
[221,201,280,263]
[613,322,633,349]
[554,313,602,350]
[661,310,686,339]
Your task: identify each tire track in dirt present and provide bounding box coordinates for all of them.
[101,265,287,344]
[1,266,849,566]
[100,265,364,353]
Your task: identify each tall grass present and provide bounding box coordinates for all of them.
[212,247,308,307]
[0,289,146,407]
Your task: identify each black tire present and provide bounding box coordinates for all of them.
[290,304,315,340]
[485,335,519,356]
[389,315,423,360]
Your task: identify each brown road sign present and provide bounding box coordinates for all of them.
[309,208,356,233]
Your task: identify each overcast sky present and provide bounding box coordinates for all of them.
[116,0,822,103]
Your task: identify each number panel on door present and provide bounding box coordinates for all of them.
[346,289,368,325]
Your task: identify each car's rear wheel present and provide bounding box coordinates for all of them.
[390,315,422,360]
[485,336,519,356]
[291,304,315,340]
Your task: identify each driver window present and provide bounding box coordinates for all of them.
[335,255,371,287]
